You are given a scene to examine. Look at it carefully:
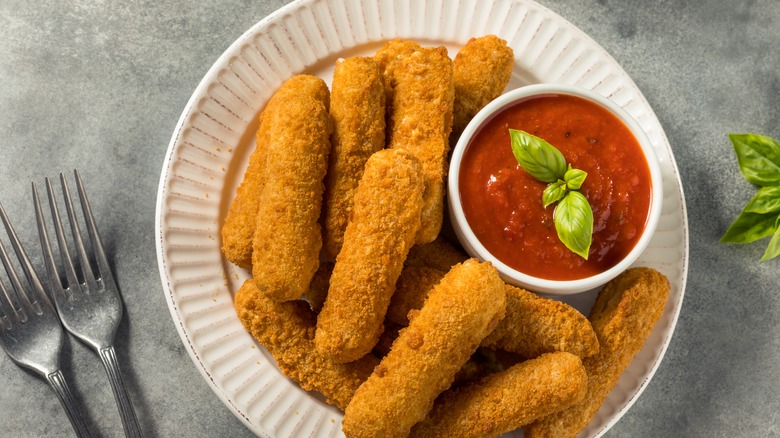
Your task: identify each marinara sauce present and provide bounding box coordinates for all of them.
[459,94,652,280]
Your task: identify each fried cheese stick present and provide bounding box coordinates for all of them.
[482,285,599,360]
[251,89,332,301]
[323,57,386,260]
[524,267,670,438]
[374,39,422,110]
[221,75,329,268]
[411,352,588,438]
[376,40,455,244]
[388,267,599,359]
[315,149,424,363]
[373,324,492,389]
[342,259,506,438]
[233,279,378,410]
[451,35,514,142]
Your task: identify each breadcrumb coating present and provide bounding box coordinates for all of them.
[251,90,332,301]
[315,149,424,363]
[411,352,588,438]
[221,75,329,268]
[323,57,386,260]
[451,35,514,142]
[376,39,455,244]
[524,267,670,438]
[233,279,378,410]
[388,267,599,359]
[342,259,506,438]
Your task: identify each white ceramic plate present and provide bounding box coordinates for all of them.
[154,0,688,436]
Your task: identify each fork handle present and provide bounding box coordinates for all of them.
[47,370,92,438]
[99,346,144,438]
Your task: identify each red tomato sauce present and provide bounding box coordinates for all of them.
[459,94,652,280]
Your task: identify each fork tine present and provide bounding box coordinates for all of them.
[73,170,114,285]
[0,203,42,319]
[0,278,14,327]
[45,177,83,293]
[1,199,50,309]
[59,172,99,292]
[34,182,66,299]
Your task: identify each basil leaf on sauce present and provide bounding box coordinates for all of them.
[564,165,588,190]
[509,129,567,183]
[554,191,594,260]
[543,180,567,208]
[729,133,780,186]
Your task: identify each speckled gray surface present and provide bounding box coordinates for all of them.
[0,0,778,437]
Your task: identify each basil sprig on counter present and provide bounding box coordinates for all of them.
[721,133,780,261]
[509,129,593,259]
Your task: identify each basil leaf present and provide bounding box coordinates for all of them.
[729,133,780,186]
[543,180,567,208]
[720,209,779,244]
[509,129,567,183]
[564,165,588,190]
[761,217,780,261]
[743,186,780,214]
[554,191,593,259]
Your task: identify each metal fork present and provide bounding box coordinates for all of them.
[0,203,92,437]
[34,170,143,438]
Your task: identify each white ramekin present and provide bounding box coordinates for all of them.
[448,84,663,295]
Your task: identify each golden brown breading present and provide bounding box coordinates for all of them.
[233,279,378,410]
[372,324,490,388]
[481,285,599,360]
[373,39,422,112]
[411,352,588,438]
[250,89,332,302]
[387,267,599,359]
[221,75,329,268]
[315,149,424,363]
[342,259,506,438]
[524,267,670,438]
[323,57,386,260]
[451,35,514,142]
[404,235,469,272]
[376,40,455,244]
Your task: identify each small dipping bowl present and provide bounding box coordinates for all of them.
[448,84,663,295]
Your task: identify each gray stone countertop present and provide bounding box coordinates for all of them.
[1,0,778,437]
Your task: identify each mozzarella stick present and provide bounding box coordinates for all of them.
[315,149,424,363]
[411,352,588,438]
[524,267,670,438]
[377,40,455,244]
[342,259,506,438]
[373,39,422,111]
[251,90,332,301]
[482,285,599,360]
[388,267,599,359]
[234,279,378,410]
[221,75,329,268]
[451,35,514,141]
[323,57,386,260]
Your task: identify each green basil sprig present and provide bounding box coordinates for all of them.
[509,129,593,259]
[721,133,780,261]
